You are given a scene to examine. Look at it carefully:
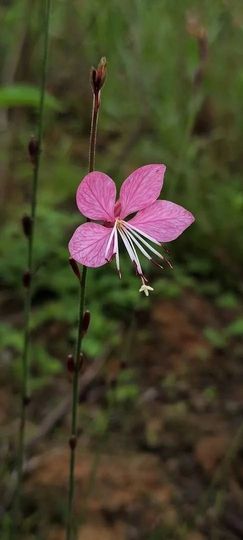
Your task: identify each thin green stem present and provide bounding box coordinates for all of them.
[88,94,99,173]
[14,0,52,527]
[66,90,101,540]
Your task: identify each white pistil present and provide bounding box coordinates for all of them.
[139,282,154,297]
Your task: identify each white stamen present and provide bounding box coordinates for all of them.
[122,229,143,276]
[119,228,142,275]
[104,224,116,261]
[124,227,152,262]
[114,228,121,278]
[124,223,164,261]
[125,221,161,246]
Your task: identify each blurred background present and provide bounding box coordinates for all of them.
[1,0,243,539]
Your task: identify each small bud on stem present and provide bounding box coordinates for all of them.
[67,354,75,373]
[22,215,33,238]
[78,352,84,372]
[109,377,117,389]
[120,360,127,370]
[22,271,32,288]
[82,310,91,334]
[28,136,39,166]
[69,258,81,281]
[23,395,31,406]
[69,435,77,450]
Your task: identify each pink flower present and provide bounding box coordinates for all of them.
[69,164,195,295]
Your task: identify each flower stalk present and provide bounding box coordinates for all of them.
[14,0,52,525]
[66,57,106,540]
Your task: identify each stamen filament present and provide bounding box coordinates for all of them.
[114,228,121,278]
[124,221,161,247]
[119,228,142,276]
[121,228,143,275]
[104,224,116,261]
[124,223,164,261]
[124,228,152,261]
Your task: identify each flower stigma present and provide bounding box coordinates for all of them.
[139,280,154,297]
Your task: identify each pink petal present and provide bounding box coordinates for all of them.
[119,164,166,219]
[128,200,195,242]
[68,222,114,267]
[76,171,116,221]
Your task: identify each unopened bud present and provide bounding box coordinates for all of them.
[69,435,77,450]
[69,258,80,280]
[82,310,90,334]
[22,215,32,238]
[120,360,127,370]
[28,136,39,165]
[67,353,74,373]
[22,271,31,288]
[78,352,84,372]
[91,57,107,95]
[23,395,31,406]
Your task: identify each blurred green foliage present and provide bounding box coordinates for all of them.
[0,85,61,109]
[1,0,243,387]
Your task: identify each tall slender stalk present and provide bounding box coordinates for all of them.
[15,0,52,522]
[66,58,107,540]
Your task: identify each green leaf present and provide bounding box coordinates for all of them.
[0,85,62,110]
[204,327,227,348]
[216,293,239,309]
[226,318,243,337]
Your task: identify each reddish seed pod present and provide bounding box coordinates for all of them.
[91,56,107,95]
[22,215,32,238]
[22,271,31,288]
[28,136,39,165]
[67,353,75,373]
[82,310,91,333]
[69,435,77,450]
[69,258,81,281]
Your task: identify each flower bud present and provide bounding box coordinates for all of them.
[109,377,117,389]
[22,215,32,238]
[23,395,31,406]
[28,136,39,165]
[22,271,31,288]
[67,353,75,373]
[79,352,84,372]
[120,360,127,370]
[91,57,107,95]
[82,310,91,333]
[69,258,80,281]
[69,435,77,450]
